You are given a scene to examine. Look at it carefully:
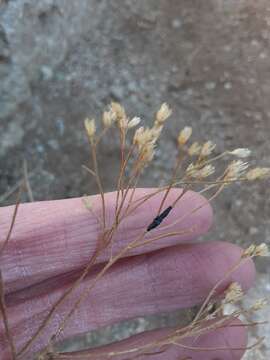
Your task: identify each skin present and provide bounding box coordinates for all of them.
[0,188,255,359]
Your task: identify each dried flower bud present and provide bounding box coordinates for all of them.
[140,142,155,165]
[178,127,192,146]
[242,244,256,258]
[200,141,216,157]
[229,148,251,158]
[188,142,201,156]
[155,103,172,126]
[102,110,116,127]
[224,282,244,304]
[133,126,162,151]
[225,160,249,180]
[255,243,269,257]
[128,117,141,128]
[250,298,268,311]
[133,126,144,145]
[186,163,215,179]
[246,167,270,181]
[110,102,128,129]
[110,102,126,119]
[242,243,269,258]
[84,118,96,139]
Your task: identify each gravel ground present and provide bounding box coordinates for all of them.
[0,0,269,358]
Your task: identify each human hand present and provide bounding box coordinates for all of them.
[0,188,255,359]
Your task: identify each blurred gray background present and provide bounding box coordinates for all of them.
[0,0,269,357]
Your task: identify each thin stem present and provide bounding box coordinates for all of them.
[171,338,264,352]
[51,230,148,341]
[94,127,110,146]
[158,184,225,233]
[82,165,97,178]
[119,143,136,194]
[0,185,22,257]
[17,242,106,357]
[192,256,250,325]
[90,139,106,230]
[115,129,126,216]
[131,227,196,249]
[81,196,102,229]
[0,271,17,360]
[23,159,34,202]
[157,153,186,215]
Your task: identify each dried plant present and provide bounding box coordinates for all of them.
[0,103,269,360]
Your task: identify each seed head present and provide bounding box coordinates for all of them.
[128,117,141,129]
[225,160,249,180]
[110,102,126,120]
[250,298,268,311]
[178,126,192,146]
[133,126,162,151]
[140,142,155,165]
[246,167,270,181]
[224,282,244,304]
[110,102,128,129]
[200,141,216,157]
[241,243,269,258]
[229,148,251,158]
[186,163,215,179]
[102,110,116,128]
[255,243,269,256]
[133,126,144,145]
[155,103,172,126]
[188,142,201,156]
[84,118,96,139]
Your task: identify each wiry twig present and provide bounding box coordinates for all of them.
[0,271,17,360]
[23,159,34,202]
[88,137,106,230]
[0,184,23,257]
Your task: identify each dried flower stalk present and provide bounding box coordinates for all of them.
[1,103,269,360]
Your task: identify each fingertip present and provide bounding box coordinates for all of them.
[183,189,214,235]
[161,188,213,240]
[213,241,256,293]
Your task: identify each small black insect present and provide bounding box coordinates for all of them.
[147,206,173,232]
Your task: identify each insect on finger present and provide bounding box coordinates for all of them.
[147,206,173,232]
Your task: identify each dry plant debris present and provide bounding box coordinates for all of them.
[0,103,269,360]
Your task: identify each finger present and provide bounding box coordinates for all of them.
[0,188,213,294]
[69,318,247,360]
[2,241,254,358]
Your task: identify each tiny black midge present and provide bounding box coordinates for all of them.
[147,206,172,232]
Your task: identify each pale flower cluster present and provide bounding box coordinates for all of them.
[250,298,268,311]
[246,167,270,181]
[84,118,96,139]
[223,282,244,304]
[241,243,269,258]
[102,109,117,128]
[200,141,216,157]
[155,103,172,126]
[186,163,215,179]
[229,148,251,158]
[188,142,201,156]
[132,103,172,166]
[225,160,249,180]
[178,126,192,146]
[110,102,127,129]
